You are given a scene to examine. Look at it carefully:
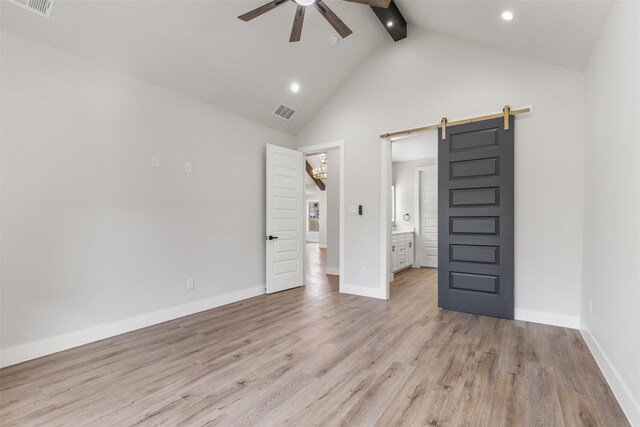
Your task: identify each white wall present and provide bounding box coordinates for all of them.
[581,1,640,423]
[326,149,340,273]
[391,133,438,162]
[392,158,437,231]
[296,27,585,327]
[0,29,295,366]
[319,190,327,248]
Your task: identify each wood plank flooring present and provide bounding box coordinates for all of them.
[0,244,629,426]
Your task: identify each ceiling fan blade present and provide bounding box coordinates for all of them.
[289,5,306,42]
[342,0,391,8]
[314,0,353,38]
[238,0,289,22]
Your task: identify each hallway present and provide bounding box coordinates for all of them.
[304,243,338,293]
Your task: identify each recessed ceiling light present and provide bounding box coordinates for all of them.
[387,21,394,28]
[294,0,315,6]
[501,11,514,21]
[290,82,301,93]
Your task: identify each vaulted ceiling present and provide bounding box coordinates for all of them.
[399,0,613,71]
[1,0,613,135]
[0,0,387,134]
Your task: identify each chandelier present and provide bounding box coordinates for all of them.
[312,153,328,179]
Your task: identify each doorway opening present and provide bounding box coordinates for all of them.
[299,141,345,293]
[304,151,335,290]
[388,134,439,295]
[265,141,344,295]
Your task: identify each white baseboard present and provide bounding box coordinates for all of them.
[319,243,327,249]
[341,283,387,300]
[388,273,394,282]
[580,327,640,426]
[0,286,265,368]
[326,267,339,275]
[514,308,580,329]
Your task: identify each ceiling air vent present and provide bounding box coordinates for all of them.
[273,104,296,121]
[5,0,55,18]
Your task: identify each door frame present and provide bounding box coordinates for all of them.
[299,140,345,293]
[414,162,437,268]
[381,138,392,299]
[381,139,438,300]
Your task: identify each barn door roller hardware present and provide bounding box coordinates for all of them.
[503,105,511,130]
[440,117,448,140]
[380,105,532,140]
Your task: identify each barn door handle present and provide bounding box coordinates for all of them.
[267,235,279,240]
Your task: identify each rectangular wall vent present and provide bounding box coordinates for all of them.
[273,104,296,121]
[5,0,55,18]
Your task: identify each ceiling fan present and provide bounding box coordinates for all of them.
[238,0,392,42]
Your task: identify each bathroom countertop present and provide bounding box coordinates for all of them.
[392,229,414,235]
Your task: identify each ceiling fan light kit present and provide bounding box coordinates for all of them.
[238,0,402,43]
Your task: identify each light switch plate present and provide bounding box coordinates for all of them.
[185,162,192,173]
[152,155,160,168]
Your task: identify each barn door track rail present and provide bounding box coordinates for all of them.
[380,105,532,140]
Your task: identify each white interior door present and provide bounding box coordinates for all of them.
[266,144,304,293]
[422,166,438,267]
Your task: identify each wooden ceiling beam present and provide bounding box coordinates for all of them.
[370,0,407,42]
[306,161,326,191]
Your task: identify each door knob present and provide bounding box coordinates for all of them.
[267,235,279,240]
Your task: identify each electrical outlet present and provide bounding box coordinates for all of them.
[187,279,194,290]
[360,267,367,277]
[185,162,192,173]
[589,299,593,314]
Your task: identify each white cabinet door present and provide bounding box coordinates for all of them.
[392,233,414,272]
[406,238,414,266]
[266,144,304,294]
[391,238,398,272]
[391,244,397,271]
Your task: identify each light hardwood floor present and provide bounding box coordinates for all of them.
[0,244,629,426]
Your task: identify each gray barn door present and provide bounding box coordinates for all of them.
[438,117,514,319]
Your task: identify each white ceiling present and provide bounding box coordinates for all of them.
[397,0,613,71]
[1,0,613,135]
[0,0,387,134]
[391,133,438,162]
